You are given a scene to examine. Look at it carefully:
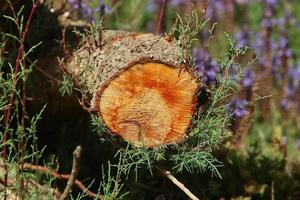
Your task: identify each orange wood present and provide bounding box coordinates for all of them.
[99,62,198,147]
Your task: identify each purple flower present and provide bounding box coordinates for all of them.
[242,69,254,89]
[147,1,157,12]
[193,48,219,85]
[197,62,218,84]
[215,0,226,13]
[288,63,300,89]
[66,0,111,22]
[228,63,239,82]
[275,17,288,27]
[272,56,281,80]
[206,66,217,80]
[169,0,187,7]
[280,98,290,110]
[266,0,278,7]
[266,0,278,4]
[261,17,273,29]
[193,48,209,61]
[278,35,292,58]
[281,63,300,111]
[250,32,264,57]
[235,25,250,49]
[67,0,79,9]
[226,98,248,119]
[204,0,225,21]
[279,33,288,47]
[296,139,300,150]
[285,85,295,99]
[100,0,112,14]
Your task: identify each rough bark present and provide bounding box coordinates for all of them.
[65,30,200,147]
[66,30,184,96]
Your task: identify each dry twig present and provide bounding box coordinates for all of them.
[156,166,199,200]
[60,145,82,200]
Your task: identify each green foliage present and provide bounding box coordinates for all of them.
[109,0,150,31]
[220,140,298,199]
[25,105,47,163]
[59,74,74,96]
[73,17,104,46]
[89,17,104,44]
[165,35,248,177]
[0,64,13,112]
[195,36,247,144]
[90,115,107,142]
[0,5,55,199]
[169,10,208,65]
[99,162,129,200]
[114,145,156,180]
[171,150,223,178]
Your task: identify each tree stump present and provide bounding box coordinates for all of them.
[66,30,200,147]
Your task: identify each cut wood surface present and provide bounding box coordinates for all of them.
[100,62,198,146]
[66,30,200,147]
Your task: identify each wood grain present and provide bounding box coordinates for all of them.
[99,62,198,147]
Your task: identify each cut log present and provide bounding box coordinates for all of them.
[66,30,200,147]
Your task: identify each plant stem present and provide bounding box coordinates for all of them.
[2,1,39,199]
[156,0,168,34]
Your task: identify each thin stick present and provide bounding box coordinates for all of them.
[156,166,199,200]
[22,163,104,200]
[155,0,168,34]
[60,145,82,200]
[61,27,70,59]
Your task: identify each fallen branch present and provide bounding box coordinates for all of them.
[156,166,199,200]
[22,162,104,199]
[0,161,61,199]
